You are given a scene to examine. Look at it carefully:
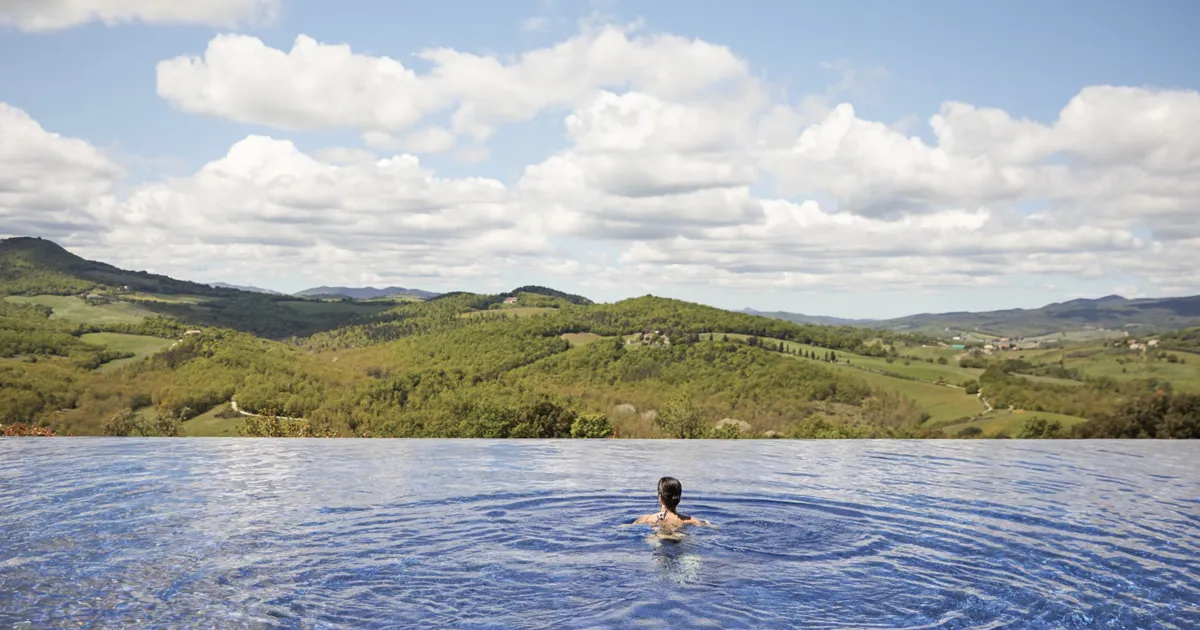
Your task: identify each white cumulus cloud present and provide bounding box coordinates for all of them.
[0,103,122,241]
[155,23,756,142]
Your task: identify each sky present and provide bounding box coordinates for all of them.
[1,0,1198,319]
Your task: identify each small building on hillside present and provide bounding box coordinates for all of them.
[503,297,518,305]
[185,330,202,336]
[637,331,671,346]
[1148,339,1160,347]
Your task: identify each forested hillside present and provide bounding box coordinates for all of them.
[2,237,1198,439]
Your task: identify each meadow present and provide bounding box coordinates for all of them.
[179,403,242,437]
[79,333,173,372]
[4,295,154,325]
[1063,350,1200,392]
[941,410,1090,438]
[700,333,987,424]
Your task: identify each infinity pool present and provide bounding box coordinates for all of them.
[1,439,1196,628]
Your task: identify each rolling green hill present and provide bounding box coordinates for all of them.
[0,237,397,339]
[2,238,1197,440]
[0,237,239,296]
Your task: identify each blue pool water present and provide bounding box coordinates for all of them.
[1,439,1197,629]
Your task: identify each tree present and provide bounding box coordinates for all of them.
[1017,417,1063,439]
[830,351,837,362]
[655,393,708,439]
[103,409,136,436]
[937,356,949,365]
[154,407,183,437]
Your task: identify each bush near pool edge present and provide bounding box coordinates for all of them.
[570,413,614,438]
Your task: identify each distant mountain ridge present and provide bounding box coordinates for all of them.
[294,286,440,300]
[740,308,875,327]
[747,294,1200,337]
[209,282,281,295]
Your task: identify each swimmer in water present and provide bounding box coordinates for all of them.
[631,477,710,529]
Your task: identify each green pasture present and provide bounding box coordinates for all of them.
[80,332,173,372]
[4,295,156,325]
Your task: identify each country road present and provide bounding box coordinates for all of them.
[230,398,301,421]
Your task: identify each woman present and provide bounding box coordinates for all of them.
[632,477,709,529]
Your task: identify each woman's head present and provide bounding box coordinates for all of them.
[658,476,682,512]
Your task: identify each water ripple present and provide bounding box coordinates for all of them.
[0,438,1197,629]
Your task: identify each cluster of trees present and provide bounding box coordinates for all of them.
[102,408,182,437]
[1073,393,1200,438]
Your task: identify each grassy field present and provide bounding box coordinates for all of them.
[460,307,557,319]
[180,404,243,437]
[704,333,984,384]
[1061,350,1200,392]
[562,332,605,347]
[128,293,209,304]
[80,332,173,372]
[834,367,986,424]
[900,345,968,363]
[941,410,1090,438]
[1013,373,1086,387]
[4,295,157,325]
[699,333,985,423]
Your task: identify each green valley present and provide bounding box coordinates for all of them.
[2,237,1198,440]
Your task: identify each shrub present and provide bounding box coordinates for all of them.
[1,423,57,436]
[709,422,743,439]
[655,394,708,439]
[571,413,613,438]
[239,413,338,437]
[955,426,983,438]
[103,409,136,437]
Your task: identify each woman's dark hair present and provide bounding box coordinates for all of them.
[658,476,682,512]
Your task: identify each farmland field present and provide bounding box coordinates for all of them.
[700,333,987,423]
[703,333,984,383]
[562,332,605,347]
[80,332,173,372]
[1012,373,1086,387]
[180,404,242,437]
[941,410,1090,437]
[128,293,209,305]
[1062,350,1200,392]
[4,295,156,325]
